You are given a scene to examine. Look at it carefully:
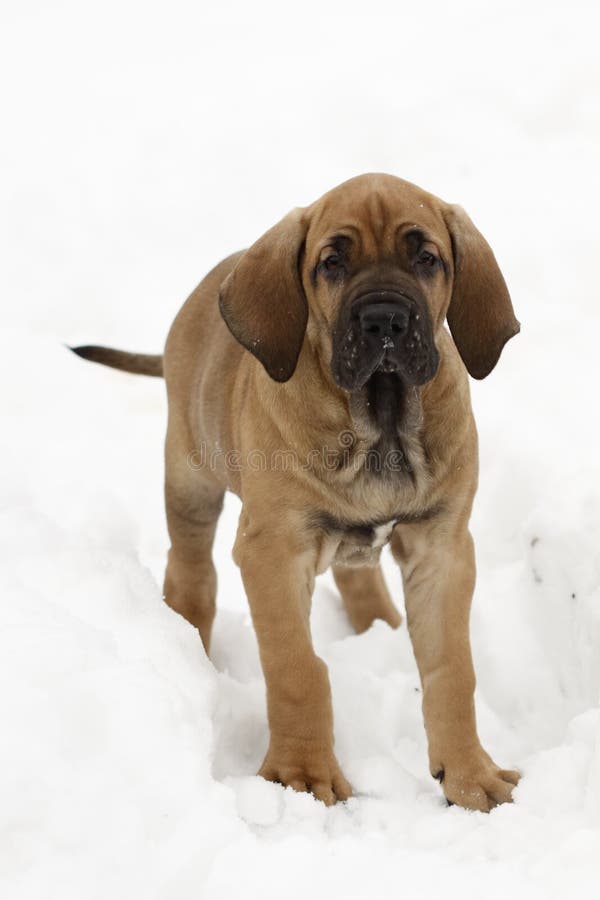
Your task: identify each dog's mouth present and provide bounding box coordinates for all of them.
[330,290,439,393]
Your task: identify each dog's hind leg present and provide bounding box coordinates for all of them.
[332,564,402,633]
[163,439,224,655]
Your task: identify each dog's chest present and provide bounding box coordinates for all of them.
[315,516,397,572]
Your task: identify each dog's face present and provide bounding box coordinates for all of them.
[304,177,451,391]
[219,174,519,387]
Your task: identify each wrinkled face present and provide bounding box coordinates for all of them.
[303,179,452,392]
[219,173,518,387]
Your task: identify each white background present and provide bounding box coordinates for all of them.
[2,1,600,897]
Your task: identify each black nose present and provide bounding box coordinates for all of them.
[358,302,409,339]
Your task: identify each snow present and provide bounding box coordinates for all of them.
[2,0,600,897]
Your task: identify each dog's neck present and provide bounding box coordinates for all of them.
[344,374,425,481]
[262,340,429,483]
[348,373,423,448]
[303,326,423,436]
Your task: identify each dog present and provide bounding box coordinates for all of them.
[72,173,521,811]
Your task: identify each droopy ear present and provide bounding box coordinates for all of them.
[443,204,520,379]
[218,209,308,382]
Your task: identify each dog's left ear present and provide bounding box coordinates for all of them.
[443,204,520,379]
[219,209,308,382]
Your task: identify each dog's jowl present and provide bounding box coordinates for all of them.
[72,173,521,811]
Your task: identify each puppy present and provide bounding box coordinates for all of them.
[73,173,521,810]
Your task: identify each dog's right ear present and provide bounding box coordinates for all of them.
[219,209,309,382]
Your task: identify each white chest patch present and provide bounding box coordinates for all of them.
[317,517,398,572]
[371,520,396,548]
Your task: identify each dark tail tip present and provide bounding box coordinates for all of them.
[68,344,102,362]
[67,344,164,377]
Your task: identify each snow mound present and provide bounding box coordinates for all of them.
[2,336,600,898]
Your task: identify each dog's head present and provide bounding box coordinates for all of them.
[219,174,519,388]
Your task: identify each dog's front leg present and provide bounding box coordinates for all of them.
[392,516,520,811]
[234,515,352,806]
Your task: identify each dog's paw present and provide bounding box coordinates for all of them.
[259,743,352,806]
[434,750,520,812]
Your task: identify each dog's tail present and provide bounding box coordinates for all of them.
[68,344,164,377]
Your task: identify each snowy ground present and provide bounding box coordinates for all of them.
[2,1,600,897]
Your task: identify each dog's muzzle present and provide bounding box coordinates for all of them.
[331,290,439,392]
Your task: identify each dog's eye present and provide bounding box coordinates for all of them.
[416,250,437,268]
[317,251,345,281]
[323,254,341,271]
